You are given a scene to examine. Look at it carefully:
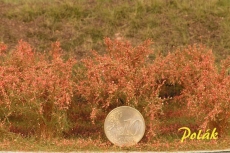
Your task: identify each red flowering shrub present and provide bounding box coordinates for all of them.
[187,56,230,135]
[76,38,164,140]
[0,40,76,138]
[153,44,230,136]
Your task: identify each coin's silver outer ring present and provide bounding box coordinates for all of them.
[104,106,146,146]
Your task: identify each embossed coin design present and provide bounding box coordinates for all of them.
[104,106,145,147]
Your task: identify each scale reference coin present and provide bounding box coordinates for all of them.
[104,106,145,147]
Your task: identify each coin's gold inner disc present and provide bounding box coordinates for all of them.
[104,106,145,147]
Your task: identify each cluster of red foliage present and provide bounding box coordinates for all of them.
[0,38,229,141]
[0,40,76,138]
[152,44,230,136]
[76,38,164,139]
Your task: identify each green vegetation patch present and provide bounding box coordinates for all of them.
[1,0,230,61]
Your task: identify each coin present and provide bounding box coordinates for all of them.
[104,106,145,147]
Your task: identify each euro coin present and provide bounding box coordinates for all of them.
[104,106,145,147]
